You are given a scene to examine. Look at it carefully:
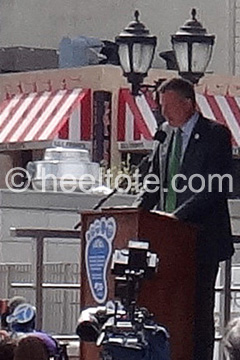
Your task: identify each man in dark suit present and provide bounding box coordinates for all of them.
[134,77,234,360]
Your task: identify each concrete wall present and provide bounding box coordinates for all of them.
[0,188,239,264]
[0,0,233,75]
[0,190,135,263]
[0,47,58,72]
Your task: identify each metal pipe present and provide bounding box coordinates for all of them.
[11,283,81,289]
[36,236,44,329]
[223,258,232,328]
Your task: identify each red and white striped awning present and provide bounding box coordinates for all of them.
[118,88,157,141]
[0,88,91,144]
[196,93,240,147]
[118,88,240,147]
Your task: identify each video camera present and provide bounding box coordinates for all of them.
[76,240,170,360]
[111,240,158,309]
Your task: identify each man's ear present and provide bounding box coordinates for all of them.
[185,98,195,112]
[185,97,193,105]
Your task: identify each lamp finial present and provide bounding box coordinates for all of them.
[191,8,197,20]
[134,10,140,22]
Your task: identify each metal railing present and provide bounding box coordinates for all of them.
[213,236,240,360]
[10,227,81,329]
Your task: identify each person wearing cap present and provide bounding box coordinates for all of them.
[6,303,36,335]
[0,296,26,331]
[6,303,59,358]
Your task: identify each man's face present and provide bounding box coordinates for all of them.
[160,90,193,127]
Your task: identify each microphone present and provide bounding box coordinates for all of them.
[154,129,167,211]
[153,129,167,143]
[73,130,167,229]
[76,306,108,342]
[130,130,166,172]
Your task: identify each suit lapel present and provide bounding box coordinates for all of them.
[160,115,207,184]
[179,115,206,174]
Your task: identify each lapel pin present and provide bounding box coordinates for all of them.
[194,133,200,140]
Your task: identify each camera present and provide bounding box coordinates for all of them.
[76,240,170,360]
[111,240,158,308]
[111,240,158,277]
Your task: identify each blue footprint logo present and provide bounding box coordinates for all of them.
[85,217,117,304]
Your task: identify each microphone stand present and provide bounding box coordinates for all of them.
[159,143,165,211]
[157,134,165,211]
[149,129,167,211]
[73,130,166,230]
[73,153,150,229]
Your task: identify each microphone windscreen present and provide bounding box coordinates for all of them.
[76,321,100,342]
[153,130,167,144]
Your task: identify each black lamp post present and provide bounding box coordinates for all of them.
[171,8,215,84]
[115,10,157,96]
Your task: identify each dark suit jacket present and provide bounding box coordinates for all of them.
[135,114,234,263]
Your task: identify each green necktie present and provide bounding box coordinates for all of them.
[165,128,182,213]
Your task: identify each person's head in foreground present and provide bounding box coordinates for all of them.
[0,338,17,360]
[13,335,49,360]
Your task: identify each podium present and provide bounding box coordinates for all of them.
[80,208,197,360]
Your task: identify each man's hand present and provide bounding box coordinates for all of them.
[0,330,10,340]
[150,210,178,219]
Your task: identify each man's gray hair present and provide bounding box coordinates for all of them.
[159,77,196,105]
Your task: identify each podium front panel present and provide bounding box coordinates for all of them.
[80,208,196,360]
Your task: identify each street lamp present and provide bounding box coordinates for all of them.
[115,10,157,95]
[171,8,215,84]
